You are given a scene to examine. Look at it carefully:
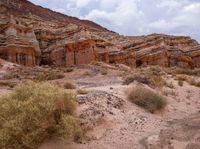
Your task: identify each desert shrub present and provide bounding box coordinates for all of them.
[174,68,200,76]
[162,89,176,96]
[123,75,149,85]
[101,68,108,75]
[63,80,77,89]
[123,74,164,88]
[175,75,188,81]
[64,68,74,73]
[148,66,163,76]
[189,78,200,87]
[149,75,165,87]
[127,86,166,113]
[165,82,175,89]
[35,71,65,81]
[0,81,81,149]
[196,82,200,87]
[178,80,183,86]
[3,72,20,80]
[0,81,16,88]
[77,89,88,95]
[82,70,93,77]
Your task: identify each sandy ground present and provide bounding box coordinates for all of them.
[64,67,200,149]
[0,62,199,149]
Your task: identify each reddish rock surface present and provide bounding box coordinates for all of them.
[0,0,200,68]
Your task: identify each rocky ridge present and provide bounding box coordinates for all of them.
[0,0,200,68]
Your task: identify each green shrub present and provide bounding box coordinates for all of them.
[127,86,166,113]
[0,81,81,149]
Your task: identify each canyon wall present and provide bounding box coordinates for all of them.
[0,0,200,68]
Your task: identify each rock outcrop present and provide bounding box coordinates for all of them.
[0,0,200,68]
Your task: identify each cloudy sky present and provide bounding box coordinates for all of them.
[30,0,200,42]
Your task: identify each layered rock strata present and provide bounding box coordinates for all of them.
[0,0,200,68]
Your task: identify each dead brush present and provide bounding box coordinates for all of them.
[0,81,82,149]
[63,80,77,89]
[127,86,166,113]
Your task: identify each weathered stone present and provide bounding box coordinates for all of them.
[0,0,200,68]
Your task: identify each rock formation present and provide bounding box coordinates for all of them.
[0,0,200,68]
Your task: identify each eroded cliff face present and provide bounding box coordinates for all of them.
[0,0,200,68]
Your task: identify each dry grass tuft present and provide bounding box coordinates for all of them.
[0,81,81,149]
[174,68,200,76]
[178,80,184,86]
[127,86,166,113]
[35,71,65,81]
[77,89,89,95]
[101,68,108,75]
[123,73,165,88]
[63,80,77,89]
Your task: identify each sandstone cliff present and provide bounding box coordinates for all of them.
[0,0,200,68]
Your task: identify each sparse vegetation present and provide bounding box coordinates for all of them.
[0,81,81,149]
[178,80,184,86]
[162,89,176,96]
[165,81,175,89]
[123,73,165,88]
[82,70,93,77]
[64,67,74,73]
[3,72,20,79]
[175,75,188,81]
[174,68,200,76]
[77,89,88,95]
[101,68,108,75]
[127,86,166,113]
[63,80,77,89]
[189,78,200,87]
[35,71,65,81]
[123,75,149,85]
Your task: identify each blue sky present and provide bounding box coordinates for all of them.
[30,0,200,42]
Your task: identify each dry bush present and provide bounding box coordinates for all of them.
[77,89,88,95]
[123,73,165,88]
[174,68,200,76]
[175,75,188,81]
[63,80,77,89]
[178,80,184,86]
[148,66,164,76]
[189,78,200,87]
[3,72,20,80]
[123,75,149,85]
[165,82,175,89]
[127,86,166,113]
[35,71,65,81]
[162,89,176,97]
[0,81,81,149]
[101,68,108,75]
[90,61,102,66]
[64,68,74,73]
[149,75,165,87]
[82,70,93,77]
[0,81,16,88]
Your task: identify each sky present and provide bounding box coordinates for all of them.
[30,0,200,42]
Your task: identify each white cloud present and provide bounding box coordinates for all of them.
[30,0,200,42]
